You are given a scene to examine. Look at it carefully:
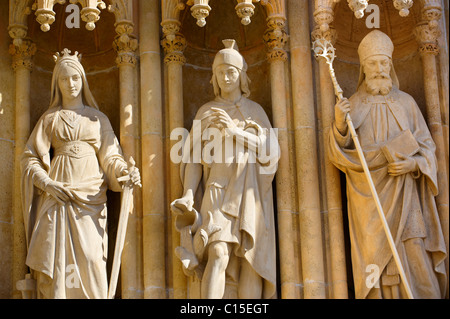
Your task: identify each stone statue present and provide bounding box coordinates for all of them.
[328,30,447,299]
[21,49,141,299]
[171,39,279,299]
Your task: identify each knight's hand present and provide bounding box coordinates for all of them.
[210,107,239,135]
[171,193,194,215]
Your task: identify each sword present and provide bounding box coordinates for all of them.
[108,156,141,299]
[312,38,414,299]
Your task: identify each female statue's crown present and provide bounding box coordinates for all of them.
[53,48,82,64]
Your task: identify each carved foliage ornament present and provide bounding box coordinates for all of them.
[161,1,188,65]
[312,2,337,44]
[420,0,442,28]
[184,0,284,27]
[235,0,260,25]
[393,0,414,17]
[415,21,440,55]
[161,33,187,65]
[263,17,288,62]
[187,0,211,27]
[8,0,33,45]
[333,0,416,18]
[9,39,37,71]
[74,0,107,31]
[161,0,185,41]
[414,0,442,55]
[347,0,368,19]
[30,0,106,32]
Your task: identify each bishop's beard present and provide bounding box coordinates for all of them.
[364,73,393,96]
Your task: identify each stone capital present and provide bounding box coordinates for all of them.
[113,21,138,67]
[263,17,288,62]
[161,32,186,66]
[313,5,334,33]
[311,25,338,46]
[9,39,37,71]
[415,21,440,55]
[163,52,187,65]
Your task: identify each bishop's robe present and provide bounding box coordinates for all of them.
[328,86,447,299]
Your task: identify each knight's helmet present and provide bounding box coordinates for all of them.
[212,39,247,72]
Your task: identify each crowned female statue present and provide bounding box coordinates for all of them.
[21,49,140,299]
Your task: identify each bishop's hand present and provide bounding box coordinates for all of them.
[335,98,351,135]
[387,153,418,176]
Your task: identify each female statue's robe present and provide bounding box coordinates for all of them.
[21,105,127,299]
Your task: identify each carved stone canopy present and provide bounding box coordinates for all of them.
[333,0,424,63]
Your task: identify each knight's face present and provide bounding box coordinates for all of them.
[58,63,83,101]
[215,64,241,94]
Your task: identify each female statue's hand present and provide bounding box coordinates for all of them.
[120,166,142,188]
[44,180,72,205]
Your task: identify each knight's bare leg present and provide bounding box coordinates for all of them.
[201,242,231,299]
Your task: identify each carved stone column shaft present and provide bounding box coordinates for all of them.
[140,0,166,299]
[161,18,188,299]
[113,18,143,298]
[288,0,332,300]
[312,1,345,300]
[9,38,36,299]
[415,19,449,294]
[265,10,326,300]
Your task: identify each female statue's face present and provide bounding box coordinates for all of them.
[58,64,83,101]
[215,64,240,94]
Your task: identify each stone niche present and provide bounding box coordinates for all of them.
[25,2,123,297]
[334,0,426,114]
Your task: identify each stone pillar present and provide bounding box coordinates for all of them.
[161,21,187,299]
[8,38,36,299]
[263,16,298,299]
[312,2,347,299]
[287,0,325,299]
[139,0,166,299]
[437,5,449,171]
[263,6,327,297]
[415,18,449,296]
[113,20,143,299]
